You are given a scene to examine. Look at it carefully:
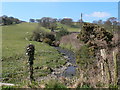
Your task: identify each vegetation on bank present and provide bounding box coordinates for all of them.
[2,23,66,86]
[29,24,70,46]
[76,23,119,88]
[1,15,120,88]
[45,79,67,88]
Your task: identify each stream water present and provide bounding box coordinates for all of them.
[37,47,77,81]
[54,47,77,77]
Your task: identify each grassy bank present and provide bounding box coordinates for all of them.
[57,23,80,32]
[2,23,66,85]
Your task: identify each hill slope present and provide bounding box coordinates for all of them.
[2,23,66,85]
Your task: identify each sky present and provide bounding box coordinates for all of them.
[2,2,118,22]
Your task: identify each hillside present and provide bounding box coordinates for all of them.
[1,22,120,89]
[57,22,80,32]
[2,23,67,86]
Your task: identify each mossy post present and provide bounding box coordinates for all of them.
[26,44,35,82]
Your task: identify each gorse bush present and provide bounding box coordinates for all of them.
[77,23,113,46]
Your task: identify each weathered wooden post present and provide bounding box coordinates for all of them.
[100,49,112,85]
[26,43,35,82]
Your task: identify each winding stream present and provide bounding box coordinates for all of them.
[54,47,77,77]
[37,46,77,81]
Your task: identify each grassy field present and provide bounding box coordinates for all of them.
[2,23,66,86]
[57,23,80,32]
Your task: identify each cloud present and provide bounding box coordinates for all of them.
[85,12,111,18]
[63,17,72,18]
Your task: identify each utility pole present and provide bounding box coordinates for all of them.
[80,13,83,32]
[81,13,83,22]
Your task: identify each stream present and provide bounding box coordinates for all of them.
[54,47,77,77]
[37,46,77,82]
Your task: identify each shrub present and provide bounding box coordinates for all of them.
[109,84,118,88]
[76,45,95,67]
[56,27,69,40]
[77,84,92,88]
[31,28,46,41]
[43,38,52,45]
[77,23,113,45]
[31,27,56,45]
[45,33,55,41]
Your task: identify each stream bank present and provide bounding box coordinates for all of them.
[54,47,77,77]
[37,46,77,85]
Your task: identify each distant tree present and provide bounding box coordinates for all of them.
[29,19,35,23]
[2,15,7,18]
[1,15,21,25]
[104,17,118,32]
[39,17,57,32]
[92,20,98,24]
[60,18,73,26]
[92,17,119,33]
[57,19,62,22]
[104,20,112,26]
[92,20,103,25]
[36,19,41,23]
[0,17,2,24]
[14,18,20,24]
[107,17,117,25]
[97,20,103,25]
[2,16,13,25]
[9,17,20,24]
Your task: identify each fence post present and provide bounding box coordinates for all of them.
[26,44,35,82]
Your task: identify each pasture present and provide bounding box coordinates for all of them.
[2,23,66,86]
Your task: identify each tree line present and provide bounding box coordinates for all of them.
[1,15,119,33]
[93,17,120,33]
[29,17,74,32]
[0,15,24,25]
[30,17,120,32]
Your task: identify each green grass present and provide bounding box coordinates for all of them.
[45,79,67,88]
[60,43,75,51]
[2,23,66,86]
[57,23,80,32]
[2,22,51,58]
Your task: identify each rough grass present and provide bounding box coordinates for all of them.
[60,33,82,52]
[2,23,66,86]
[57,23,80,32]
